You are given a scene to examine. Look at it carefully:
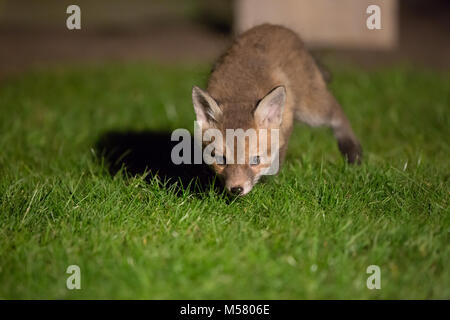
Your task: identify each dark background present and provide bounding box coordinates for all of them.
[1,0,449,79]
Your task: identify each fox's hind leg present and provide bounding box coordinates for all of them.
[328,96,363,164]
[294,90,362,164]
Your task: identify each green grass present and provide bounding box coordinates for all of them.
[0,62,448,299]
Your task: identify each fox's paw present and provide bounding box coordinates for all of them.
[338,138,362,164]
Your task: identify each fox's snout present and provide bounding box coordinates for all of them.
[221,165,255,196]
[230,186,243,195]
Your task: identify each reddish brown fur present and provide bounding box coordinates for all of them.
[207,24,361,164]
[193,24,362,195]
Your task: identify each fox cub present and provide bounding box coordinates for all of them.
[192,24,362,196]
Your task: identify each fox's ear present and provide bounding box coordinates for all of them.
[192,86,222,126]
[254,86,286,127]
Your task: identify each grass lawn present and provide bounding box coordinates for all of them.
[0,62,448,299]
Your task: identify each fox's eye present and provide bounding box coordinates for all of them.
[250,155,260,166]
[215,155,226,165]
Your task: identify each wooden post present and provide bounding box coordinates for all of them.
[234,0,398,49]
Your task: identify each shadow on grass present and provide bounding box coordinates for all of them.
[95,130,222,196]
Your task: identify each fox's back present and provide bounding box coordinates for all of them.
[207,24,325,112]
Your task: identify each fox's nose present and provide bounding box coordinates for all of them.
[230,186,243,195]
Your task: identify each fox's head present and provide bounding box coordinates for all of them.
[192,85,286,196]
